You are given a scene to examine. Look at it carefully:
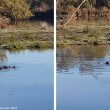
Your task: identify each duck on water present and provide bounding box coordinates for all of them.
[98,61,110,65]
[0,66,16,70]
[106,61,110,65]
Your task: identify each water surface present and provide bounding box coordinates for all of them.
[57,46,110,110]
[0,49,53,110]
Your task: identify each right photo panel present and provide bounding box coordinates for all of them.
[57,0,110,110]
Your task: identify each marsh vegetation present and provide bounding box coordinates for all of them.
[57,0,110,46]
[0,0,54,50]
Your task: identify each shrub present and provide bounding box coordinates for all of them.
[0,0,32,20]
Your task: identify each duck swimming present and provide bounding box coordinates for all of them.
[0,66,16,70]
[106,61,110,65]
[98,61,110,65]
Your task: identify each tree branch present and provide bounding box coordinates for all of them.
[64,0,87,27]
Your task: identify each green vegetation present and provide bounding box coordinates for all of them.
[57,0,110,46]
[57,26,110,47]
[0,0,32,20]
[0,29,53,50]
[0,0,53,50]
[0,0,53,21]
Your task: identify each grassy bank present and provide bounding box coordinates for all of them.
[0,28,53,50]
[57,25,110,47]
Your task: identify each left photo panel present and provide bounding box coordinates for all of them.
[0,0,54,110]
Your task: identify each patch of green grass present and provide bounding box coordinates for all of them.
[70,35,83,41]
[0,29,53,50]
[57,25,109,46]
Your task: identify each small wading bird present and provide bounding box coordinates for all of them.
[0,66,16,70]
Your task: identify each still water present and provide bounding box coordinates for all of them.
[57,46,110,110]
[0,49,53,110]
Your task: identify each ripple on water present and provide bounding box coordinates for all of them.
[57,46,110,83]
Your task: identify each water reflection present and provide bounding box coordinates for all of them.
[0,49,7,65]
[0,49,49,64]
[57,46,110,82]
[57,46,110,110]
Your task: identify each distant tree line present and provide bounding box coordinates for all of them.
[27,0,53,8]
[60,0,110,9]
